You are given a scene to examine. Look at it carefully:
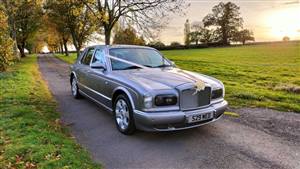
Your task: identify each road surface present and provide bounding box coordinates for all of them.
[38,54,300,169]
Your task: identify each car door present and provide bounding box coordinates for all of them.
[76,47,95,95]
[87,48,111,108]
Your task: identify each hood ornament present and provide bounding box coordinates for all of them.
[193,80,206,95]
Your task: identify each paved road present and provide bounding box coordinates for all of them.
[38,55,300,169]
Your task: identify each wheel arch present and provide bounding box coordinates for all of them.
[70,71,78,85]
[112,87,136,110]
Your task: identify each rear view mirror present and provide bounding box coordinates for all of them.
[91,62,106,70]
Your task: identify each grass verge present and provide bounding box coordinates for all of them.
[0,55,101,168]
[55,54,77,64]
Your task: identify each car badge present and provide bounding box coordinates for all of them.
[193,80,206,95]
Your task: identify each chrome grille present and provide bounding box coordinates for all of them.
[180,87,211,110]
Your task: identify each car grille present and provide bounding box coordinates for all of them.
[180,87,211,110]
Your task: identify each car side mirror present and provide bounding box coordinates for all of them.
[91,62,106,70]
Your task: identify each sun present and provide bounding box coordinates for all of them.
[265,5,300,40]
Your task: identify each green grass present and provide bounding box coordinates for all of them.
[55,42,300,112]
[162,42,300,112]
[0,55,101,168]
[55,53,77,64]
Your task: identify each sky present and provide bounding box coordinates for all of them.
[159,0,300,44]
[42,0,300,52]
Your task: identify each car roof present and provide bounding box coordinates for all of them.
[88,45,155,50]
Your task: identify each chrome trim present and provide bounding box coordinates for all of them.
[211,98,224,104]
[133,100,227,132]
[153,114,223,132]
[180,87,211,111]
[79,89,113,111]
[78,82,112,101]
[113,86,136,109]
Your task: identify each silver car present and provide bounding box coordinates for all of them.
[70,45,228,134]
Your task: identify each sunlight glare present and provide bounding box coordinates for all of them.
[265,6,300,40]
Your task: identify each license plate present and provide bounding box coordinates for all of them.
[188,112,213,123]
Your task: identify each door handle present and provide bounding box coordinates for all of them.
[105,81,108,85]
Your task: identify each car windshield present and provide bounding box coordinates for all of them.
[109,48,172,70]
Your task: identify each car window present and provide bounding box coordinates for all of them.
[81,48,94,65]
[92,49,106,64]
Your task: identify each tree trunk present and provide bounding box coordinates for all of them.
[104,27,111,45]
[60,42,64,54]
[6,11,20,60]
[70,32,81,57]
[221,27,228,45]
[63,39,69,56]
[17,42,26,58]
[75,47,80,58]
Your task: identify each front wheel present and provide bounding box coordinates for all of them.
[71,77,82,99]
[114,94,136,135]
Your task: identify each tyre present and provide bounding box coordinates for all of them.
[113,94,136,135]
[71,76,82,99]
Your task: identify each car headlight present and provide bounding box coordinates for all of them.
[144,95,153,108]
[211,88,223,100]
[155,95,177,106]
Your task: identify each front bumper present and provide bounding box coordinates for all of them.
[133,100,228,131]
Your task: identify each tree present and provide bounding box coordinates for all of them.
[45,0,96,57]
[184,19,191,46]
[203,2,243,45]
[283,36,290,42]
[189,22,214,45]
[189,31,200,45]
[45,23,61,53]
[0,0,20,60]
[189,22,201,45]
[44,2,71,56]
[232,29,255,45]
[113,27,145,45]
[199,28,215,44]
[14,0,43,57]
[0,4,14,71]
[42,14,70,55]
[84,0,188,45]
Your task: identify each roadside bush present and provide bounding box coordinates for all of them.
[170,41,182,47]
[0,9,14,72]
[148,41,166,48]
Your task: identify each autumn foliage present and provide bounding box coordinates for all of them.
[0,7,14,71]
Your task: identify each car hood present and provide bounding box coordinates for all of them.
[113,67,223,91]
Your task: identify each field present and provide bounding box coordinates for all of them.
[55,42,300,112]
[0,55,101,168]
[163,42,300,112]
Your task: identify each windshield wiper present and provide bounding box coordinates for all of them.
[142,64,172,68]
[123,65,142,70]
[142,65,154,68]
[153,64,172,68]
